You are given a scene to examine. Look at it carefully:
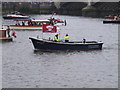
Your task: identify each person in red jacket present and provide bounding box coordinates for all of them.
[12,31,17,38]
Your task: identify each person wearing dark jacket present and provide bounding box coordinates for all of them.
[7,26,10,37]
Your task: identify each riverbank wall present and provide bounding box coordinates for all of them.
[2,2,120,18]
[58,2,120,18]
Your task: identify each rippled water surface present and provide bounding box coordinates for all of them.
[2,15,118,88]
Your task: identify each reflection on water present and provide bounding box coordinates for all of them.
[2,15,118,88]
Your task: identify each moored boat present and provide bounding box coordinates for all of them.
[29,37,103,51]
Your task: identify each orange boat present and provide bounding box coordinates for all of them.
[0,29,12,41]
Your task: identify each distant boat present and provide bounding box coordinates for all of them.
[0,29,12,41]
[3,11,30,19]
[3,14,30,19]
[29,37,103,51]
[103,15,120,24]
[103,20,120,24]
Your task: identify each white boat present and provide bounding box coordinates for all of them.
[3,14,30,19]
[3,18,65,30]
[3,11,30,19]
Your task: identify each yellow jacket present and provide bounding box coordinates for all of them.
[64,36,69,40]
[54,36,60,42]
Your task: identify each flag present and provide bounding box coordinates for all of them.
[42,24,57,33]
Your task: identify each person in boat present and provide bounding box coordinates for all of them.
[83,38,86,43]
[7,26,10,37]
[22,21,25,26]
[28,21,30,26]
[50,17,54,25]
[113,16,118,20]
[64,34,69,42]
[16,22,20,26]
[12,30,17,38]
[54,34,60,42]
[28,21,33,26]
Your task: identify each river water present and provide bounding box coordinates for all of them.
[2,15,118,88]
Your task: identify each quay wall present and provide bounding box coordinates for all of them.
[59,2,120,17]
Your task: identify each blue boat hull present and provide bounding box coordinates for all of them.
[29,37,103,51]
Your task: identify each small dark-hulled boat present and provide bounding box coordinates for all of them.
[103,20,120,24]
[103,15,120,24]
[29,37,103,51]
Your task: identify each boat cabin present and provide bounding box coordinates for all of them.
[14,19,31,26]
[14,19,50,26]
[31,19,50,25]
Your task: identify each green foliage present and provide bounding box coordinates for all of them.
[2,2,57,14]
[18,5,31,14]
